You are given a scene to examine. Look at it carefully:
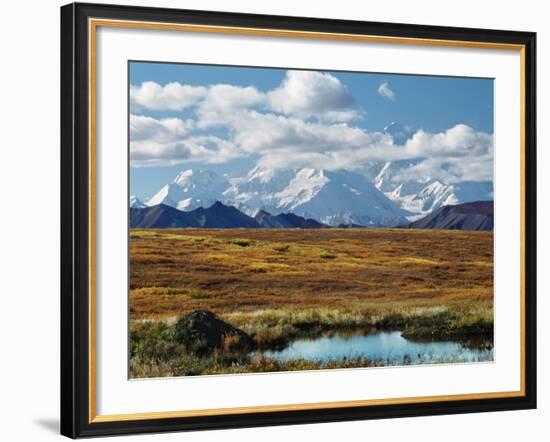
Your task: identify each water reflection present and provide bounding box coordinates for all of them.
[255,330,493,365]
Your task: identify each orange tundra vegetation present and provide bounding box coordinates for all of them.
[129,228,494,377]
[130,228,492,327]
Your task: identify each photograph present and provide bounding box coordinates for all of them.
[128,62,495,378]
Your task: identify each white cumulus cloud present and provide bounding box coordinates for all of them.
[394,125,494,182]
[130,114,241,167]
[267,71,358,122]
[130,81,207,111]
[378,81,396,100]
[197,84,265,128]
[128,71,492,183]
[130,114,194,142]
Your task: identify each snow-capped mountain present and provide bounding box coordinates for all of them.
[385,178,493,220]
[135,164,493,226]
[383,122,414,145]
[146,169,230,211]
[133,122,493,227]
[373,160,423,193]
[273,168,408,226]
[129,195,146,208]
[139,167,409,227]
[386,180,459,218]
[222,166,296,214]
[368,160,493,220]
[225,167,408,226]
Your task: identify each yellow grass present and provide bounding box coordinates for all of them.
[129,228,493,324]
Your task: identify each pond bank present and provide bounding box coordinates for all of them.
[129,309,494,377]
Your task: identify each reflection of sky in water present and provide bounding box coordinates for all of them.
[257,331,493,365]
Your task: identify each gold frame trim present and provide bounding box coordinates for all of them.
[88,18,527,424]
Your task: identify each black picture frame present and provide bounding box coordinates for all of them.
[61,2,537,438]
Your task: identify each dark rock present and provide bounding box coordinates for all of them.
[174,310,255,355]
[254,210,326,228]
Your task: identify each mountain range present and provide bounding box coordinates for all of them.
[253,210,325,229]
[130,202,327,229]
[131,164,493,228]
[130,200,493,231]
[130,202,260,229]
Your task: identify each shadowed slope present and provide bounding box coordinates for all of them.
[409,201,493,231]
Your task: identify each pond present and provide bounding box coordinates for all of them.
[254,330,493,366]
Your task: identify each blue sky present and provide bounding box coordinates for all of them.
[129,61,494,198]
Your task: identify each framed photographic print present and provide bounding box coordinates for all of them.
[60,2,537,438]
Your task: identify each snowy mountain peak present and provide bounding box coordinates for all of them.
[296,168,326,180]
[272,168,408,226]
[386,179,461,219]
[246,166,282,183]
[420,180,446,194]
[146,169,230,211]
[173,169,227,189]
[174,168,194,181]
[387,183,403,199]
[374,162,392,190]
[146,183,184,208]
[383,122,413,145]
[383,121,400,132]
[224,167,296,205]
[275,168,329,209]
[129,195,146,208]
[138,164,492,227]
